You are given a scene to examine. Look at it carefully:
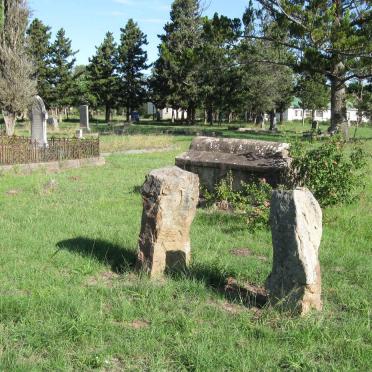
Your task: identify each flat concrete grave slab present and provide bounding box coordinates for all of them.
[176,137,291,191]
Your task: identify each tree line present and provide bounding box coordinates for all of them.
[0,0,371,135]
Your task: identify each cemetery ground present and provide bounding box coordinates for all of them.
[0,123,371,370]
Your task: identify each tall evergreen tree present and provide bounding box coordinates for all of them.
[245,0,372,132]
[87,32,118,123]
[49,28,77,113]
[118,19,148,122]
[198,14,242,124]
[296,73,330,124]
[26,18,52,103]
[71,65,97,108]
[154,0,202,123]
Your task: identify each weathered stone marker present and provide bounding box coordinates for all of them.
[30,95,48,146]
[138,166,199,278]
[266,188,323,315]
[47,117,59,129]
[79,105,90,131]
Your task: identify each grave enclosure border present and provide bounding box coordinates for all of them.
[0,135,100,166]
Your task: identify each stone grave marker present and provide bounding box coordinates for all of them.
[76,129,83,139]
[47,117,59,129]
[266,188,323,315]
[79,105,90,131]
[138,166,199,278]
[30,95,48,146]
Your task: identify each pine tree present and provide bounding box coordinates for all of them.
[296,74,330,125]
[71,65,97,108]
[198,13,242,124]
[153,0,202,123]
[245,0,372,133]
[49,28,77,114]
[117,19,148,122]
[87,32,118,123]
[26,18,52,103]
[0,0,36,135]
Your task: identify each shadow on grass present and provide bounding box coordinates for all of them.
[56,237,137,274]
[56,238,267,308]
[169,263,268,309]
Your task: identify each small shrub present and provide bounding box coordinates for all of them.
[203,172,273,231]
[290,137,367,206]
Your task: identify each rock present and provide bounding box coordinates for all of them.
[176,136,291,192]
[266,188,323,315]
[138,166,199,278]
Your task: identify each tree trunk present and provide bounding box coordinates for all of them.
[279,112,284,124]
[126,107,131,122]
[106,105,111,123]
[269,109,277,131]
[329,65,347,133]
[302,109,305,127]
[3,111,16,136]
[171,109,175,124]
[208,108,213,126]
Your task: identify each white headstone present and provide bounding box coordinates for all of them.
[30,96,48,146]
[76,129,83,139]
[79,105,90,131]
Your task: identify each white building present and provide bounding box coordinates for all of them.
[279,98,368,123]
[146,102,187,121]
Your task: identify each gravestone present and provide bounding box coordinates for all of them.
[176,137,291,192]
[76,129,83,139]
[138,166,199,278]
[311,120,319,131]
[47,117,59,129]
[79,105,90,131]
[266,188,323,315]
[30,95,48,146]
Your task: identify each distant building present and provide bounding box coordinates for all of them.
[146,102,187,121]
[278,97,369,123]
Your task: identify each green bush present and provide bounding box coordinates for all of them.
[290,138,366,206]
[203,172,273,231]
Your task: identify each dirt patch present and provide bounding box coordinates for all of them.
[103,357,125,371]
[6,189,20,196]
[129,319,150,330]
[86,271,120,287]
[43,179,58,192]
[229,248,268,262]
[69,176,81,182]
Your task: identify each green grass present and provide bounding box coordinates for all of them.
[0,128,371,370]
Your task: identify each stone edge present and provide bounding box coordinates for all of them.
[0,157,106,175]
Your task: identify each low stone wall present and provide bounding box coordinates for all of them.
[0,157,105,175]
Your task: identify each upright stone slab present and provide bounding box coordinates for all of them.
[79,105,90,131]
[47,117,59,129]
[266,188,323,315]
[138,166,199,278]
[30,95,48,146]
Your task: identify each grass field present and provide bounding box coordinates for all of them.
[0,122,371,370]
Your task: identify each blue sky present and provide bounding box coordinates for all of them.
[28,0,249,65]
